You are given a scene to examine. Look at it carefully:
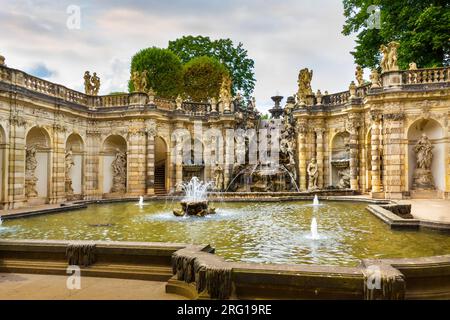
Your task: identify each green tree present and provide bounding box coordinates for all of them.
[129,47,183,98]
[182,56,229,102]
[342,0,450,69]
[168,35,256,98]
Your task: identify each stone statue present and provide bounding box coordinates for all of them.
[111,149,127,193]
[380,42,400,72]
[25,145,38,198]
[91,72,101,95]
[131,70,148,92]
[65,149,75,197]
[412,134,435,190]
[213,162,224,191]
[219,75,232,112]
[355,66,364,86]
[409,62,418,70]
[307,158,319,190]
[83,71,92,95]
[370,69,381,88]
[297,68,313,102]
[0,54,5,66]
[337,167,351,189]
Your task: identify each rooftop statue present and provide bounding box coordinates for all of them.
[355,66,364,86]
[84,71,101,95]
[131,70,148,93]
[297,68,313,103]
[380,41,400,73]
[0,53,5,66]
[219,74,232,112]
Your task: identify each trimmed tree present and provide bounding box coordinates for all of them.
[182,56,229,102]
[168,36,256,98]
[129,47,183,98]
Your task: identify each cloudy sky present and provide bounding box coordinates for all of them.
[0,0,361,112]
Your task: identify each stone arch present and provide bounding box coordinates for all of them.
[0,124,7,207]
[154,136,168,194]
[330,131,350,188]
[182,137,205,181]
[102,135,127,195]
[25,126,52,204]
[406,118,446,196]
[65,133,85,198]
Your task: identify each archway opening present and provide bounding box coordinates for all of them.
[154,136,167,195]
[25,127,51,203]
[66,133,85,199]
[102,135,127,195]
[407,118,445,195]
[182,138,204,182]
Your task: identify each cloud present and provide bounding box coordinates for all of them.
[0,0,360,112]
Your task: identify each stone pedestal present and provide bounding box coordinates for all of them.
[382,71,403,89]
[412,168,435,190]
[129,92,148,107]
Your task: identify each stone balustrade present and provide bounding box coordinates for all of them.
[403,67,449,85]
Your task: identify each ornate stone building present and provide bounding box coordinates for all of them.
[0,55,449,209]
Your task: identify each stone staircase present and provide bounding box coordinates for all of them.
[154,166,166,195]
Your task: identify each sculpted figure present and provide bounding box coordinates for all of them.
[380,44,389,72]
[83,71,92,95]
[25,145,38,197]
[388,41,400,71]
[297,68,313,102]
[91,72,100,96]
[355,66,364,86]
[65,149,75,196]
[409,62,418,70]
[219,75,232,112]
[307,158,319,190]
[337,167,351,189]
[414,134,433,170]
[131,70,148,92]
[370,69,381,87]
[111,149,127,193]
[213,162,224,192]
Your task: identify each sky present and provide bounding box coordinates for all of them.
[0,0,362,112]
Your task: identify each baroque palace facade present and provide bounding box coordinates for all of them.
[0,50,449,209]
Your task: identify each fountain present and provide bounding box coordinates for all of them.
[0,216,2,226]
[310,217,320,240]
[173,177,216,217]
[313,195,319,206]
[138,196,144,206]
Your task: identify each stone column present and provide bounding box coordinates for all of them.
[85,130,101,200]
[145,121,157,195]
[370,111,382,193]
[51,124,67,204]
[174,122,184,191]
[382,113,406,199]
[347,116,361,191]
[6,114,27,209]
[297,122,308,191]
[315,128,325,189]
[127,123,146,196]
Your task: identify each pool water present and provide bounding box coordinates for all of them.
[1,201,449,266]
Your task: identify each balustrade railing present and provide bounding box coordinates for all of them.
[403,67,449,85]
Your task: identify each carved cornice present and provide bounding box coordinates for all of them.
[383,112,405,121]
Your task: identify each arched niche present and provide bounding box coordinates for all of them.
[25,126,51,203]
[182,138,205,182]
[330,131,350,187]
[66,133,85,197]
[154,136,168,194]
[102,135,127,194]
[407,118,446,193]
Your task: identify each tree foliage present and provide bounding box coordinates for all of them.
[129,47,183,98]
[181,56,229,102]
[168,35,256,98]
[342,0,450,69]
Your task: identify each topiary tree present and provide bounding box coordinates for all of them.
[168,36,256,98]
[181,56,229,102]
[129,47,183,98]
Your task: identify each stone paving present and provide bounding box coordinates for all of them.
[0,273,184,300]
[401,199,450,223]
